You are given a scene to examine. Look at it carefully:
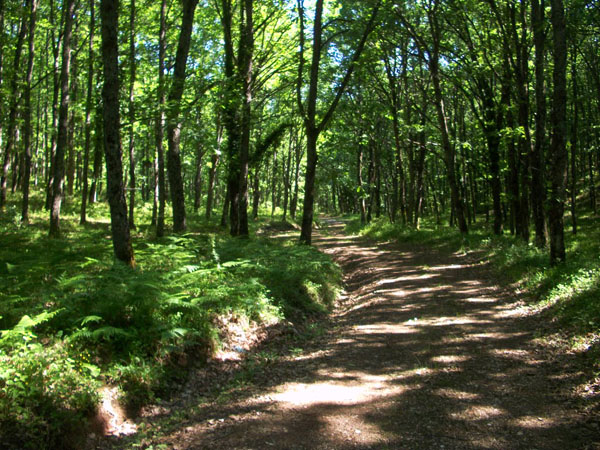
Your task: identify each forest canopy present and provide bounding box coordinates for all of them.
[0,0,599,447]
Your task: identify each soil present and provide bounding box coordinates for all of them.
[100,220,599,450]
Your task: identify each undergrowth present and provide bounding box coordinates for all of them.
[0,191,340,449]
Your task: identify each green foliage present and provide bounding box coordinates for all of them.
[0,339,100,450]
[0,202,342,446]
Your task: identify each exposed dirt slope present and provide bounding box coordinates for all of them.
[113,220,599,450]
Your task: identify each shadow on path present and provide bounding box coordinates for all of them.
[141,221,598,449]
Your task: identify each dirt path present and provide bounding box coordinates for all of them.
[135,221,598,449]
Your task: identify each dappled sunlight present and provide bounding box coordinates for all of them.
[354,323,417,335]
[270,374,407,407]
[450,404,506,420]
[512,415,559,429]
[430,354,471,364]
[433,388,480,400]
[148,223,594,449]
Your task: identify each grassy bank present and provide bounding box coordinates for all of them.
[0,192,341,449]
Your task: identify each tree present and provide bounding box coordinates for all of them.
[166,0,199,233]
[548,0,567,264]
[49,0,76,237]
[155,0,167,237]
[100,0,135,266]
[80,0,96,225]
[297,0,381,244]
[20,0,39,223]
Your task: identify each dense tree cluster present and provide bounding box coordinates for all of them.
[0,0,597,265]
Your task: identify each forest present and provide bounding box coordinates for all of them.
[0,0,599,448]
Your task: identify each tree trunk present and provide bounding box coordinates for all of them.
[80,0,95,225]
[290,130,301,220]
[297,0,380,244]
[548,0,567,265]
[166,0,198,233]
[428,12,468,234]
[193,143,205,211]
[282,133,292,222]
[205,126,221,219]
[45,0,61,211]
[531,0,547,247]
[49,0,75,237]
[570,49,578,234]
[100,0,135,266]
[300,128,318,243]
[1,1,28,209]
[89,107,104,203]
[66,29,78,198]
[155,0,166,237]
[237,0,253,236]
[21,0,39,223]
[127,0,136,229]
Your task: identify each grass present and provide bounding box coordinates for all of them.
[345,212,600,346]
[0,190,341,449]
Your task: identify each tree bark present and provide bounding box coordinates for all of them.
[89,107,104,203]
[297,0,380,244]
[127,0,136,229]
[166,0,199,232]
[428,9,468,234]
[570,49,578,234]
[45,0,62,211]
[531,0,547,247]
[237,0,253,236]
[49,0,75,237]
[80,0,95,225]
[1,1,28,209]
[548,0,567,265]
[100,0,135,266]
[155,0,167,237]
[205,121,222,219]
[21,0,39,223]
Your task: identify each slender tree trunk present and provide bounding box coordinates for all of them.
[127,0,136,229]
[570,50,578,234]
[290,131,301,220]
[193,145,204,211]
[166,0,198,233]
[548,0,567,265]
[21,0,39,223]
[89,108,103,203]
[1,1,28,209]
[282,134,292,222]
[270,149,277,218]
[155,0,167,236]
[100,0,135,266]
[297,0,380,244]
[237,0,253,236]
[428,13,467,234]
[0,0,5,198]
[205,123,221,219]
[66,28,78,197]
[49,0,75,237]
[80,0,95,224]
[531,0,547,247]
[251,167,260,219]
[45,0,61,210]
[220,185,230,227]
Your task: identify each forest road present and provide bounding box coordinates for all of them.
[156,220,598,450]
